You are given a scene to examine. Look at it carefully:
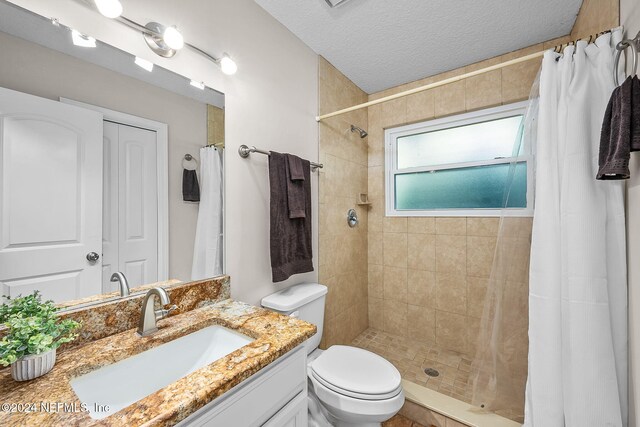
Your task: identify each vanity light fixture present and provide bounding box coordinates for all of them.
[134,56,154,72]
[190,80,205,90]
[84,2,239,76]
[94,0,123,19]
[71,29,96,48]
[219,53,238,76]
[163,26,184,50]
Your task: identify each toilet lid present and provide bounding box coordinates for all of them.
[309,346,402,399]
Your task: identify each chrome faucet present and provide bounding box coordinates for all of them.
[137,287,177,337]
[110,272,130,297]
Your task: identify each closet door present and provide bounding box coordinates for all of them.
[117,124,158,287]
[0,87,103,302]
[101,121,119,293]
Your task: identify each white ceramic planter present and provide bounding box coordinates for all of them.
[11,348,56,381]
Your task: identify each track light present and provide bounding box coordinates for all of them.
[163,26,184,50]
[71,30,96,48]
[94,0,123,18]
[134,57,154,72]
[219,54,238,75]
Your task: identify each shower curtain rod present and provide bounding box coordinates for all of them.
[316,28,614,122]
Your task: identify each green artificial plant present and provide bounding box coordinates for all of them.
[0,291,80,366]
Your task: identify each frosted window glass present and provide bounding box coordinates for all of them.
[395,162,527,210]
[397,115,523,169]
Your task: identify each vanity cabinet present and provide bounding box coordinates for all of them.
[178,345,308,427]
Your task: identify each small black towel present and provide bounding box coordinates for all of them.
[182,169,200,202]
[286,154,306,219]
[597,76,640,180]
[269,152,313,283]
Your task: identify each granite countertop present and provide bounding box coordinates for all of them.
[0,300,316,427]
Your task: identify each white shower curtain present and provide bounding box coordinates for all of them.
[191,147,223,280]
[525,29,627,426]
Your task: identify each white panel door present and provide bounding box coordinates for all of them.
[101,121,119,293]
[118,124,157,288]
[0,87,103,302]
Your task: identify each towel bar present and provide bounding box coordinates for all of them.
[238,145,323,171]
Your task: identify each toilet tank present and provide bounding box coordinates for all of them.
[261,283,328,354]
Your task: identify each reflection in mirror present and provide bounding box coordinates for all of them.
[0,1,225,309]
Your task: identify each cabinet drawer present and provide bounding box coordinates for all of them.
[179,346,307,427]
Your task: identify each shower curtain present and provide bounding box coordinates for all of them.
[525,30,627,426]
[191,146,224,280]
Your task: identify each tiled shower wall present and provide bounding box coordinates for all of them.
[318,57,369,348]
[365,39,561,356]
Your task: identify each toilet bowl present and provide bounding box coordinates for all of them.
[307,346,404,427]
[262,283,404,427]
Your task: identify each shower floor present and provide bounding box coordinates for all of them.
[351,328,524,423]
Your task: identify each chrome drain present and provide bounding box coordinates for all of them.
[424,368,439,377]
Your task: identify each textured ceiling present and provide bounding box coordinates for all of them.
[255,0,582,93]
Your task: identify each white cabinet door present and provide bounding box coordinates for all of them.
[0,87,103,302]
[262,393,308,427]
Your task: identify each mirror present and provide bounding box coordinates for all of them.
[0,1,225,309]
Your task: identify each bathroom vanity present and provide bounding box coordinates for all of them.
[0,283,316,427]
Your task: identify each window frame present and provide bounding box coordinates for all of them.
[385,101,533,217]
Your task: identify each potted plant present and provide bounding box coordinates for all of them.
[0,292,80,381]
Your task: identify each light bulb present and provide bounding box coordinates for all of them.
[220,54,237,75]
[163,26,184,50]
[94,0,123,18]
[134,57,154,72]
[71,30,96,48]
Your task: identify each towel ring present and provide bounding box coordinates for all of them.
[614,37,639,86]
[183,153,198,170]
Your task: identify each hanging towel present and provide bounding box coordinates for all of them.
[269,151,313,282]
[182,168,201,201]
[191,147,223,280]
[596,75,640,179]
[286,154,306,219]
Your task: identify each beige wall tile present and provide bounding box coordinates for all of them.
[467,236,497,278]
[436,273,467,315]
[368,264,384,298]
[436,235,467,275]
[435,80,466,118]
[466,217,500,236]
[436,217,467,235]
[436,310,468,354]
[467,276,489,318]
[381,97,408,128]
[384,299,408,337]
[369,232,383,265]
[501,58,542,104]
[384,266,408,303]
[408,269,436,308]
[406,89,435,124]
[384,233,408,268]
[408,305,436,343]
[408,217,436,234]
[408,233,436,271]
[465,69,502,111]
[384,217,408,233]
[369,297,384,330]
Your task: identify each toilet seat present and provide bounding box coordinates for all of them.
[309,346,403,401]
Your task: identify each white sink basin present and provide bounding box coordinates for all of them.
[70,325,254,419]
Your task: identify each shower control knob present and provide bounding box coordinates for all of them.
[347,209,358,228]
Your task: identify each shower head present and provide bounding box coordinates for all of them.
[350,125,368,139]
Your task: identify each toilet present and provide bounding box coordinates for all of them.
[262,283,404,427]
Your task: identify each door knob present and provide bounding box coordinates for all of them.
[86,252,100,262]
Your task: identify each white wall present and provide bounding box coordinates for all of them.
[622,0,640,424]
[7,0,320,305]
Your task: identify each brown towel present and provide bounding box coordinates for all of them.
[286,154,306,219]
[597,76,640,179]
[269,152,314,282]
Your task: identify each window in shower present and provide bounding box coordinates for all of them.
[385,101,533,217]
